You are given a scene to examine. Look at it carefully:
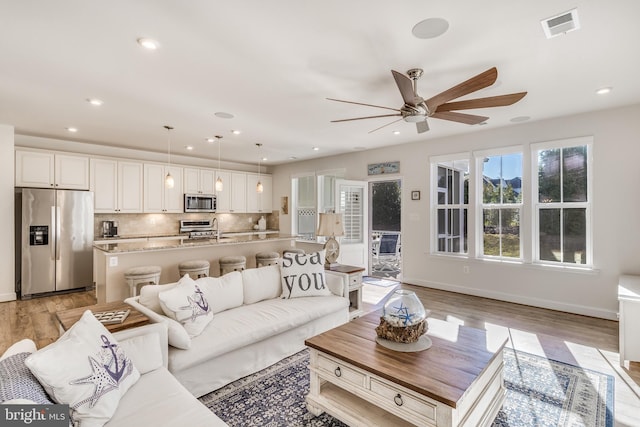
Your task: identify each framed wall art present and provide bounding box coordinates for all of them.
[367,161,400,175]
[411,190,421,200]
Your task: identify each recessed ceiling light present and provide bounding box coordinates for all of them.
[392,130,400,135]
[596,87,612,95]
[261,157,268,161]
[66,127,78,133]
[289,156,297,160]
[412,18,449,39]
[510,116,531,123]
[231,130,241,135]
[137,37,159,50]
[86,98,103,106]
[214,112,234,119]
[206,137,215,143]
[312,147,319,151]
[185,146,194,150]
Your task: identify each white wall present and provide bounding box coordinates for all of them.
[0,125,15,302]
[272,104,640,320]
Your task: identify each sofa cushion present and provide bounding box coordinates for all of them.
[280,250,331,299]
[0,339,37,362]
[159,275,214,338]
[25,310,140,427]
[139,283,178,315]
[196,272,243,314]
[242,264,281,304]
[168,295,348,373]
[0,352,53,404]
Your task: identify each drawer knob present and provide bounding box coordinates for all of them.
[394,393,403,406]
[334,367,342,377]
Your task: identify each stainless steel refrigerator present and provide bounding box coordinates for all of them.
[16,188,94,298]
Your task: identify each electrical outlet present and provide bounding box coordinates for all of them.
[109,256,118,267]
[463,265,470,274]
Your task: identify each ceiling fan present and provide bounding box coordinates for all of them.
[328,67,527,134]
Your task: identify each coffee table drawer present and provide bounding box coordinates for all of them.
[370,377,437,423]
[317,354,366,388]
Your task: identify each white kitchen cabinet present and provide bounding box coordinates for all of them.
[16,150,89,190]
[214,171,231,212]
[90,159,143,213]
[215,171,247,213]
[184,167,215,195]
[144,164,183,213]
[246,173,273,213]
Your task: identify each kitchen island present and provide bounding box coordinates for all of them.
[93,233,298,303]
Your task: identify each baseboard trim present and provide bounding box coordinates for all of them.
[403,276,618,321]
[0,292,17,303]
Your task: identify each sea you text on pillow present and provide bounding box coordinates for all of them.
[281,252,326,294]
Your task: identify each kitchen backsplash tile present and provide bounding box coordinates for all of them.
[94,211,278,239]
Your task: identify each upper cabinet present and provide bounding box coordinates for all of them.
[215,171,247,213]
[144,164,183,213]
[90,159,143,213]
[184,167,215,195]
[246,174,273,213]
[16,150,89,190]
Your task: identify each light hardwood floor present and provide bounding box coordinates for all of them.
[1,285,639,426]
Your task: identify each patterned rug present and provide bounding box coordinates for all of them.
[199,348,614,427]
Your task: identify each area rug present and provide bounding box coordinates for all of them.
[199,348,614,427]
[362,275,400,287]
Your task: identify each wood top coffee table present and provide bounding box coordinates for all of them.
[56,301,149,334]
[305,311,508,427]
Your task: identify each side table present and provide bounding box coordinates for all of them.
[619,275,640,366]
[325,264,364,320]
[56,300,150,334]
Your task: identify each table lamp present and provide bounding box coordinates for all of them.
[317,213,345,268]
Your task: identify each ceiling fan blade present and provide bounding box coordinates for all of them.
[416,120,429,133]
[426,67,498,113]
[431,111,489,125]
[331,113,402,123]
[367,118,404,134]
[391,70,417,106]
[435,92,527,112]
[326,98,400,112]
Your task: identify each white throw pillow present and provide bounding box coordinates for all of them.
[158,275,214,338]
[242,265,281,304]
[25,310,140,427]
[280,250,331,299]
[196,272,244,313]
[0,338,37,361]
[138,283,178,315]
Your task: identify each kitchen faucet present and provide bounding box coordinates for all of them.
[212,217,220,239]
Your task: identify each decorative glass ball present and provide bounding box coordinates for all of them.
[382,290,427,327]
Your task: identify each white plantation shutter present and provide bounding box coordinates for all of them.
[335,179,368,268]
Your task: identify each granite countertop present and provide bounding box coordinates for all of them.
[94,230,280,241]
[93,233,298,254]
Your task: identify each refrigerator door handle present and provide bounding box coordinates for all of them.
[50,206,56,260]
[55,205,61,261]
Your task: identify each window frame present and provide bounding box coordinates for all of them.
[474,146,524,261]
[531,136,593,267]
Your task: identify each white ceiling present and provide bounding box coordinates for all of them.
[1,1,639,166]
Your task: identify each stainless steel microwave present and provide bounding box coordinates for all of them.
[184,194,216,212]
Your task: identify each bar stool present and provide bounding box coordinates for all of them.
[124,266,161,298]
[255,251,280,267]
[219,255,246,276]
[178,260,210,279]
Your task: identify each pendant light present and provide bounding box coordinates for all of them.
[164,125,174,188]
[215,135,223,191]
[256,143,264,193]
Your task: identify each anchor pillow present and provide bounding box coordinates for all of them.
[280,250,331,299]
[25,310,140,427]
[159,274,214,338]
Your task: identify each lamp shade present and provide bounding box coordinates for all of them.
[317,213,345,237]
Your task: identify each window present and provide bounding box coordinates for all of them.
[432,158,469,254]
[480,152,523,259]
[291,171,343,242]
[534,138,591,265]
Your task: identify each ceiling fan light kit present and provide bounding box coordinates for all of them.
[329,67,527,134]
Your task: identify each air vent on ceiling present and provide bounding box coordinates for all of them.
[541,8,580,39]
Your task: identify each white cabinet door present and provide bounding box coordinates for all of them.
[54,154,89,189]
[118,161,143,213]
[215,170,231,212]
[15,150,54,188]
[200,169,215,194]
[90,158,118,213]
[144,164,183,213]
[246,174,272,213]
[183,168,200,194]
[230,172,247,213]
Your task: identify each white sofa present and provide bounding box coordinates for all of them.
[0,323,227,427]
[125,264,350,397]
